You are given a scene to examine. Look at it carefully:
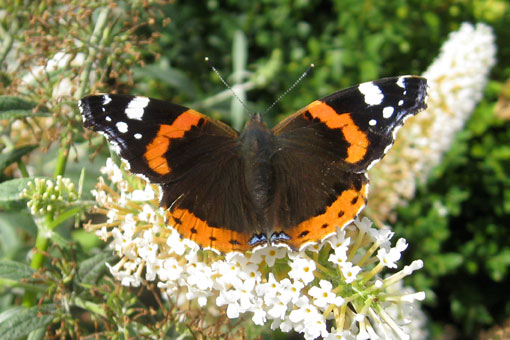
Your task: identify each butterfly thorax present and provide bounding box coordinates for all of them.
[239,113,275,231]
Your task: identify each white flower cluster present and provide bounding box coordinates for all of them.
[87,159,427,340]
[369,22,496,220]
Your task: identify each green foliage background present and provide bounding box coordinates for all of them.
[0,0,509,339]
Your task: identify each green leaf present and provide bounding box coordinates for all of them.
[77,250,116,286]
[0,259,34,283]
[0,96,50,119]
[0,177,34,210]
[0,304,56,339]
[0,96,36,111]
[0,260,42,291]
[0,145,37,173]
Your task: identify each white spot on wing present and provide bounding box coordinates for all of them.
[383,106,394,118]
[369,119,377,126]
[103,94,112,105]
[398,99,404,106]
[134,133,142,139]
[126,97,150,120]
[105,116,112,122]
[116,121,128,133]
[397,76,406,88]
[358,82,383,106]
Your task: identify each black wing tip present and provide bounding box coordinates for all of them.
[411,76,428,113]
[398,75,428,114]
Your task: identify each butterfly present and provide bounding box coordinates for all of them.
[80,75,427,253]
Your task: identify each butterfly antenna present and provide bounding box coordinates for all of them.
[264,63,315,115]
[205,57,251,115]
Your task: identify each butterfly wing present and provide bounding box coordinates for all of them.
[270,76,427,250]
[80,94,256,252]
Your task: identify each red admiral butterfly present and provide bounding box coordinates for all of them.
[80,76,427,253]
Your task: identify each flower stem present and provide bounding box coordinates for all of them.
[22,214,52,306]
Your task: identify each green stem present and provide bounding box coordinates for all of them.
[48,207,80,229]
[17,160,29,177]
[53,143,69,178]
[30,215,52,270]
[22,214,52,306]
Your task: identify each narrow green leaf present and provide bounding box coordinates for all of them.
[0,96,50,119]
[0,96,36,111]
[0,145,37,173]
[0,177,34,210]
[0,304,56,339]
[0,109,51,120]
[77,250,116,286]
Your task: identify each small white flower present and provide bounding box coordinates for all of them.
[101,158,123,183]
[368,228,394,249]
[288,296,318,324]
[327,228,351,249]
[255,273,279,302]
[329,246,348,266]
[131,184,155,201]
[377,246,404,269]
[288,257,316,284]
[254,246,287,267]
[303,313,329,340]
[340,262,362,284]
[157,257,183,281]
[308,280,344,308]
[186,262,213,291]
[278,278,304,304]
[353,217,373,234]
[166,229,188,256]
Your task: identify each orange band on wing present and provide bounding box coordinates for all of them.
[307,101,369,163]
[283,182,367,250]
[167,208,251,253]
[144,110,203,175]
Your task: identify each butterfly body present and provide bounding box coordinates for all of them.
[80,75,427,253]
